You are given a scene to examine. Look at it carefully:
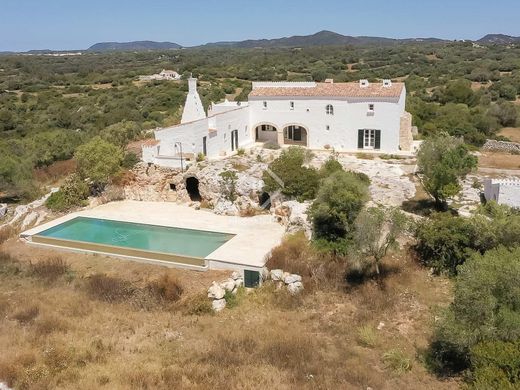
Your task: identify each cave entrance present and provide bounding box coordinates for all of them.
[259,192,271,210]
[186,177,201,202]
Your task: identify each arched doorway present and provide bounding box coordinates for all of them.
[186,177,201,201]
[254,124,278,144]
[283,125,308,146]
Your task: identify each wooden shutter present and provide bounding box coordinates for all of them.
[375,130,381,150]
[358,129,364,149]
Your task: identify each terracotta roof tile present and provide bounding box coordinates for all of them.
[249,82,404,98]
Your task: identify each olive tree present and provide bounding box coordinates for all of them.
[351,206,409,275]
[74,136,123,186]
[417,133,477,208]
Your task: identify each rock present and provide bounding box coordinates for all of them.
[213,199,239,216]
[231,271,242,280]
[212,298,226,312]
[287,281,304,295]
[284,274,302,284]
[273,200,312,237]
[270,269,284,281]
[234,278,244,289]
[0,204,7,219]
[207,282,225,300]
[21,211,39,230]
[260,267,270,281]
[377,322,385,330]
[219,278,236,292]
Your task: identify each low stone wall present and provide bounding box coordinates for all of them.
[482,139,520,154]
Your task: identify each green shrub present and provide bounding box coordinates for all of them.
[196,152,205,162]
[470,340,520,388]
[263,147,319,201]
[428,247,520,375]
[45,174,89,212]
[308,170,370,253]
[121,152,139,169]
[236,148,245,156]
[357,325,379,348]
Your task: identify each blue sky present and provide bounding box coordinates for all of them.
[1,0,519,51]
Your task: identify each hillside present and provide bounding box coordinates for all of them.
[203,30,446,48]
[478,34,520,44]
[87,40,182,52]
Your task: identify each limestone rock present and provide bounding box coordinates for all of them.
[287,281,304,295]
[207,282,225,299]
[260,267,270,281]
[231,271,242,280]
[273,200,312,238]
[213,199,239,216]
[284,274,302,284]
[212,298,226,312]
[21,211,39,230]
[219,278,236,292]
[0,204,7,219]
[234,278,244,289]
[270,269,284,281]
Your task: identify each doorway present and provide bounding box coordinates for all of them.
[186,177,201,201]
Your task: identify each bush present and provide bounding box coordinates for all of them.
[11,305,40,325]
[85,274,135,303]
[146,274,184,303]
[45,174,89,212]
[263,147,319,201]
[121,151,139,169]
[308,170,370,253]
[428,247,520,376]
[75,136,123,186]
[357,325,379,348]
[470,340,520,388]
[29,257,70,282]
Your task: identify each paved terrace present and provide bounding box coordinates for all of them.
[21,201,286,271]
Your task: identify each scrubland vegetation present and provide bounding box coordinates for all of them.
[1,41,520,388]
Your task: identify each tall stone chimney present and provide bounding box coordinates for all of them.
[181,77,206,124]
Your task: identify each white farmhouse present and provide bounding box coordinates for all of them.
[143,77,413,168]
[484,178,520,208]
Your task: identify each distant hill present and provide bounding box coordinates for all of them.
[202,30,447,48]
[477,34,520,44]
[87,41,182,52]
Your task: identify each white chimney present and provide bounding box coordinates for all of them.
[359,79,369,88]
[188,77,198,93]
[383,79,392,88]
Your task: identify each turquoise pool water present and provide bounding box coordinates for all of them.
[36,217,234,258]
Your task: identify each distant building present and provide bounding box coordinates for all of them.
[139,69,181,81]
[143,77,414,168]
[484,179,520,208]
[158,69,181,80]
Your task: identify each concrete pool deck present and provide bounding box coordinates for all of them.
[21,200,286,272]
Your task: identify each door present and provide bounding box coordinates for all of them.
[293,127,302,141]
[358,129,381,150]
[202,136,207,155]
[244,270,260,288]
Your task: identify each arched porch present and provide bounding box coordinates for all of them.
[283,125,308,146]
[254,123,279,144]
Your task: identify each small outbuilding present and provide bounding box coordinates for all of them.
[484,178,520,208]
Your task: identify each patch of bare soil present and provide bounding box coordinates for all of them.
[498,127,520,143]
[478,151,520,170]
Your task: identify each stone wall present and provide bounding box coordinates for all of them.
[482,139,520,154]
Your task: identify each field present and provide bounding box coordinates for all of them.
[0,235,457,389]
[478,151,520,170]
[499,127,520,143]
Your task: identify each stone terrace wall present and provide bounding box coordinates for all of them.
[482,139,520,154]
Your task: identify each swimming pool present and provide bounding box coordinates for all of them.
[31,217,235,267]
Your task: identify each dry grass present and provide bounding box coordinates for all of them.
[478,151,520,170]
[0,237,458,389]
[266,232,347,291]
[29,256,70,282]
[0,225,16,246]
[498,127,520,143]
[33,159,77,185]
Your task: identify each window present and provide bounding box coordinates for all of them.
[290,101,294,110]
[364,129,376,148]
[263,101,267,109]
[261,124,276,131]
[326,125,330,131]
[358,129,381,150]
[368,104,375,111]
[326,104,334,115]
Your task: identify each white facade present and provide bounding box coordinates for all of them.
[143,78,413,168]
[484,179,520,208]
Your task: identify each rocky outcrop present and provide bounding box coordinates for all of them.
[483,139,520,154]
[0,204,7,219]
[1,189,57,231]
[273,200,312,238]
[265,268,304,295]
